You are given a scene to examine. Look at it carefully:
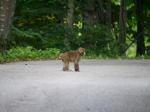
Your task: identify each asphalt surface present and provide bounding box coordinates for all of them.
[0,60,150,112]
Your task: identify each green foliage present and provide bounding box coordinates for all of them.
[4,0,149,60]
[2,46,61,62]
[112,0,120,6]
[11,24,69,50]
[81,25,119,57]
[10,23,120,58]
[10,26,43,48]
[0,54,4,63]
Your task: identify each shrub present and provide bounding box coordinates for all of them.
[5,46,60,62]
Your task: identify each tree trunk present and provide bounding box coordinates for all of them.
[0,0,16,55]
[65,0,74,50]
[118,0,126,55]
[67,0,74,28]
[84,0,98,25]
[135,0,145,56]
[106,0,111,31]
[96,0,104,24]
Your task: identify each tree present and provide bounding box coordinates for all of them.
[64,0,75,50]
[84,0,98,25]
[105,0,111,30]
[135,0,145,56]
[0,0,16,55]
[118,0,127,55]
[67,0,74,28]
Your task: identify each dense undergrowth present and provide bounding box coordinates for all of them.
[0,46,149,63]
[0,46,60,63]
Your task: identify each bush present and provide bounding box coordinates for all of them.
[69,24,119,57]
[0,46,61,62]
[10,23,120,58]
[11,25,66,50]
[0,54,4,63]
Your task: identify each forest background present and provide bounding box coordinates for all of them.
[0,0,150,62]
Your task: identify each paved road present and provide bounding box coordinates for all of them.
[0,60,150,112]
